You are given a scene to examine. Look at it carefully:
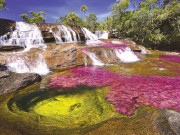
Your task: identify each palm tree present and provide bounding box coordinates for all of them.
[80,5,88,20]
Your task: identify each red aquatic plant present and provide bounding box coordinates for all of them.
[159,55,180,63]
[48,67,180,115]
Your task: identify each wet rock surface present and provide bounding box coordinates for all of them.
[0,18,15,37]
[36,23,85,43]
[0,71,41,95]
[156,110,180,135]
[0,46,24,52]
[45,44,78,70]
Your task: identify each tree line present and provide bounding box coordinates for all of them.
[108,0,180,50]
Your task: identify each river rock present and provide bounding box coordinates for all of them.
[0,71,41,95]
[45,44,78,70]
[0,46,24,52]
[156,110,180,135]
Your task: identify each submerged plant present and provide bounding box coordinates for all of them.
[48,67,180,115]
[159,55,180,63]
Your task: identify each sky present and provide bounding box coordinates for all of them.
[0,0,119,23]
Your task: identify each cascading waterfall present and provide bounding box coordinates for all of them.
[68,26,78,42]
[114,47,139,63]
[103,49,110,63]
[0,22,49,75]
[49,28,63,43]
[82,49,104,66]
[0,22,46,51]
[5,53,49,75]
[50,25,79,43]
[95,30,109,39]
[81,28,98,41]
[60,25,73,42]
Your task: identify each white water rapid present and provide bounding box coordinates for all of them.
[82,49,104,66]
[95,30,109,39]
[0,22,46,51]
[5,53,49,75]
[115,47,139,63]
[0,22,49,75]
[81,28,98,41]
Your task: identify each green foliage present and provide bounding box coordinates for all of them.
[80,5,88,12]
[20,11,46,23]
[97,21,107,30]
[0,0,6,10]
[81,5,88,20]
[86,13,97,31]
[56,12,83,26]
[109,0,180,50]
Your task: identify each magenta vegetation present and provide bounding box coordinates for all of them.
[48,67,180,115]
[159,55,180,63]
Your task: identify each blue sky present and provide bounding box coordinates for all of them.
[0,0,136,23]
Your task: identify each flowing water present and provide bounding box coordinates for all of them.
[114,47,139,63]
[5,53,49,75]
[95,30,109,39]
[82,48,105,66]
[0,22,46,50]
[81,27,98,41]
[0,21,180,135]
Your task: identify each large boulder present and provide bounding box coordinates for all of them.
[44,44,78,70]
[0,71,41,95]
[156,110,180,135]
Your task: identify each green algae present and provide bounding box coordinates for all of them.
[28,86,117,128]
[104,54,180,76]
[0,82,166,135]
[0,83,120,135]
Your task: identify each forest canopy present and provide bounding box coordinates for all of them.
[109,0,180,50]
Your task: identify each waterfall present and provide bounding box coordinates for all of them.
[103,49,110,63]
[81,28,98,41]
[139,46,149,54]
[0,22,46,51]
[68,27,78,42]
[49,28,63,43]
[95,30,109,39]
[82,49,104,66]
[83,56,88,66]
[5,53,49,75]
[114,47,139,63]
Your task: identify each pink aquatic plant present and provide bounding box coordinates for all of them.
[159,56,180,63]
[48,67,180,115]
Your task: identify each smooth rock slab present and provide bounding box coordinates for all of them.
[157,110,180,135]
[165,110,180,135]
[0,71,41,95]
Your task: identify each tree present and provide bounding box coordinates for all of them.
[86,13,97,31]
[56,12,83,26]
[20,11,46,23]
[80,5,88,20]
[56,17,64,24]
[105,16,113,31]
[110,0,180,50]
[0,0,6,10]
[97,21,107,30]
[67,12,79,25]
